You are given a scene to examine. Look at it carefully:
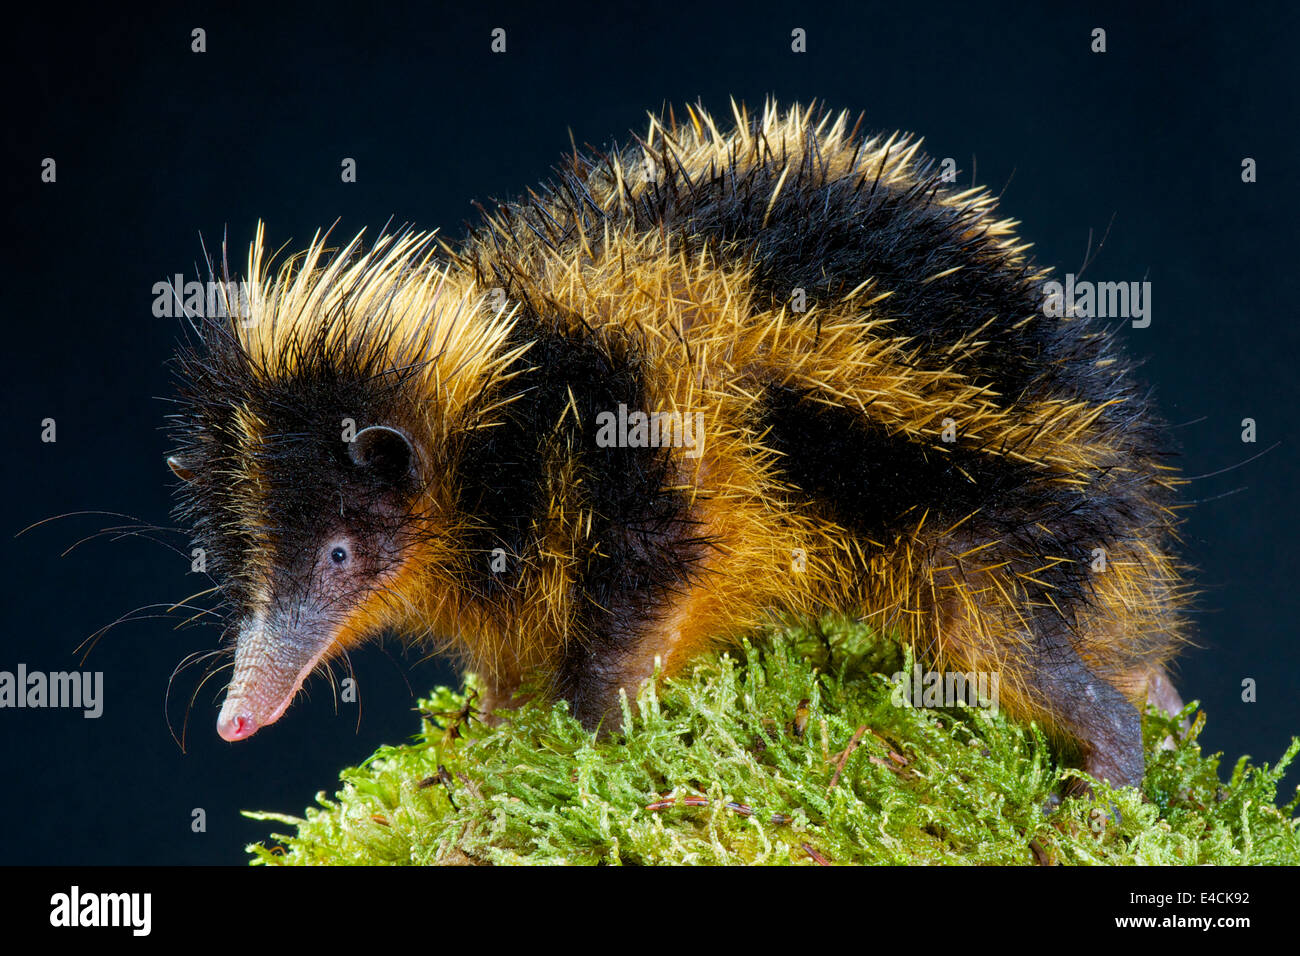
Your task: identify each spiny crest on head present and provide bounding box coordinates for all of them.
[176,221,529,433]
[282,224,531,415]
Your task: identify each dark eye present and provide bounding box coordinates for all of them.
[330,546,349,566]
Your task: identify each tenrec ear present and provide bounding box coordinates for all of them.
[167,456,195,482]
[349,425,419,482]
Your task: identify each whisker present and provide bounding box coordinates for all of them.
[1182,441,1281,481]
[167,586,221,615]
[59,526,190,560]
[1182,486,1248,505]
[180,658,237,751]
[166,650,231,751]
[75,602,221,663]
[14,510,174,538]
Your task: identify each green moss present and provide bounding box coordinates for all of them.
[245,617,1300,865]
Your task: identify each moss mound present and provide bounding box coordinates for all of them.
[246,618,1299,865]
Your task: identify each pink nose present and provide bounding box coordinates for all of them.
[217,711,258,742]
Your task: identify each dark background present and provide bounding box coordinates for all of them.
[2,1,1296,864]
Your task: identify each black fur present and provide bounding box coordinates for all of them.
[449,310,708,721]
[168,310,429,614]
